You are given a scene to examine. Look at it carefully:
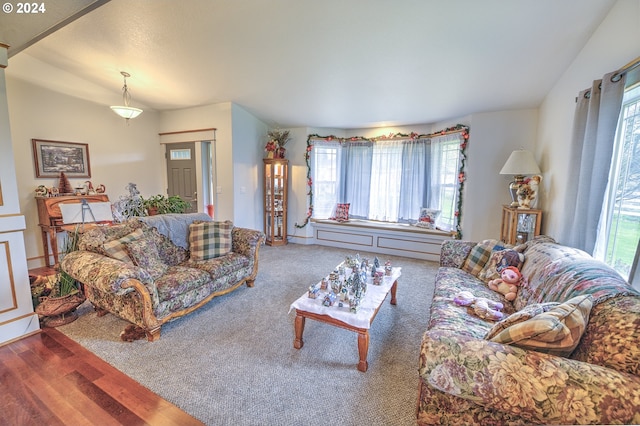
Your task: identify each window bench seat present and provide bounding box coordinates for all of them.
[311,219,454,261]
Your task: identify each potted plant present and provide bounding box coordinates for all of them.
[143,194,191,215]
[34,227,86,327]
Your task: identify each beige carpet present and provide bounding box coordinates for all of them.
[58,244,438,426]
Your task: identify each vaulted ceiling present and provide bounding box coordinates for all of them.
[1,0,616,129]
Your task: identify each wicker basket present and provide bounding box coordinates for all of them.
[36,292,86,327]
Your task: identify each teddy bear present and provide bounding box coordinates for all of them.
[453,291,505,321]
[488,266,522,301]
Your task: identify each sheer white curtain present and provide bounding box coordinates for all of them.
[559,71,626,253]
[369,140,403,221]
[341,142,372,218]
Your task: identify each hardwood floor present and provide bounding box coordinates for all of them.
[0,328,203,426]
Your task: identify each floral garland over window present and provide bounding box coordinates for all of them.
[296,124,469,239]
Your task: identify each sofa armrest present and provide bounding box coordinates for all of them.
[420,330,640,425]
[440,240,476,268]
[232,227,266,258]
[61,250,157,303]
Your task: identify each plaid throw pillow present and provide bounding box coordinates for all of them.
[461,239,506,277]
[102,228,144,265]
[189,221,233,261]
[486,295,593,357]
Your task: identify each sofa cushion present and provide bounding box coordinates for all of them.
[102,228,144,265]
[428,267,516,339]
[189,220,233,260]
[478,248,524,283]
[461,239,507,277]
[486,295,593,357]
[125,237,168,280]
[183,252,251,282]
[154,265,211,302]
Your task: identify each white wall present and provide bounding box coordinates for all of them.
[231,103,268,229]
[0,45,40,344]
[464,110,538,241]
[7,77,163,268]
[538,0,640,239]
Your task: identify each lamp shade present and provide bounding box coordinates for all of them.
[110,106,143,119]
[499,149,541,175]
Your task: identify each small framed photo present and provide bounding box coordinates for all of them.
[32,139,91,178]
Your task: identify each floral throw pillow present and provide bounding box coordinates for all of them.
[330,203,350,222]
[189,220,233,261]
[486,295,593,357]
[125,237,168,280]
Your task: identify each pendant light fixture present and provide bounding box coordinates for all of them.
[110,71,143,121]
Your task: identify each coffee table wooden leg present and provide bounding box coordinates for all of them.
[293,313,305,349]
[390,280,398,305]
[357,331,369,372]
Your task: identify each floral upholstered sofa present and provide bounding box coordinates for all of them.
[61,213,264,341]
[417,236,640,425]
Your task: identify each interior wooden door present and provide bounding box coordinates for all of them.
[166,142,197,213]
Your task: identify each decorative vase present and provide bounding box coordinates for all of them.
[276,147,286,159]
[267,151,274,159]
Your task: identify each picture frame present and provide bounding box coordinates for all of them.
[32,139,91,178]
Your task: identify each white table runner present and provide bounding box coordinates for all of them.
[289,267,401,329]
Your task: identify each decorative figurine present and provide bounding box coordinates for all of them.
[96,184,106,194]
[323,292,337,307]
[320,278,328,290]
[35,185,47,197]
[308,284,320,299]
[385,260,392,276]
[374,257,380,269]
[373,270,384,285]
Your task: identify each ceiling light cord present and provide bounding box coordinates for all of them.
[110,71,143,122]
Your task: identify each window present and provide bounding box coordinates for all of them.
[596,83,640,281]
[309,131,466,232]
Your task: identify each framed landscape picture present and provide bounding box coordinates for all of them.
[32,139,91,178]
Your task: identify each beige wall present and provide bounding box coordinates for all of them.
[537,0,640,240]
[7,77,163,268]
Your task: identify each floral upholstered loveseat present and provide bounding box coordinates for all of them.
[417,236,640,425]
[61,213,264,341]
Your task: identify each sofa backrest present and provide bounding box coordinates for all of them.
[515,240,637,310]
[139,212,212,249]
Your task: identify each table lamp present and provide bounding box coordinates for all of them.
[499,149,541,207]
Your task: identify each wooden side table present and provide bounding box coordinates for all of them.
[500,205,542,245]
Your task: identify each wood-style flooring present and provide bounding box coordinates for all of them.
[0,328,203,426]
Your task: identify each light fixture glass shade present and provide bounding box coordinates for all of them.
[110,106,143,119]
[499,149,541,175]
[110,71,143,121]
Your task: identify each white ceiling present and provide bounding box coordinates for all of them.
[2,0,616,129]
